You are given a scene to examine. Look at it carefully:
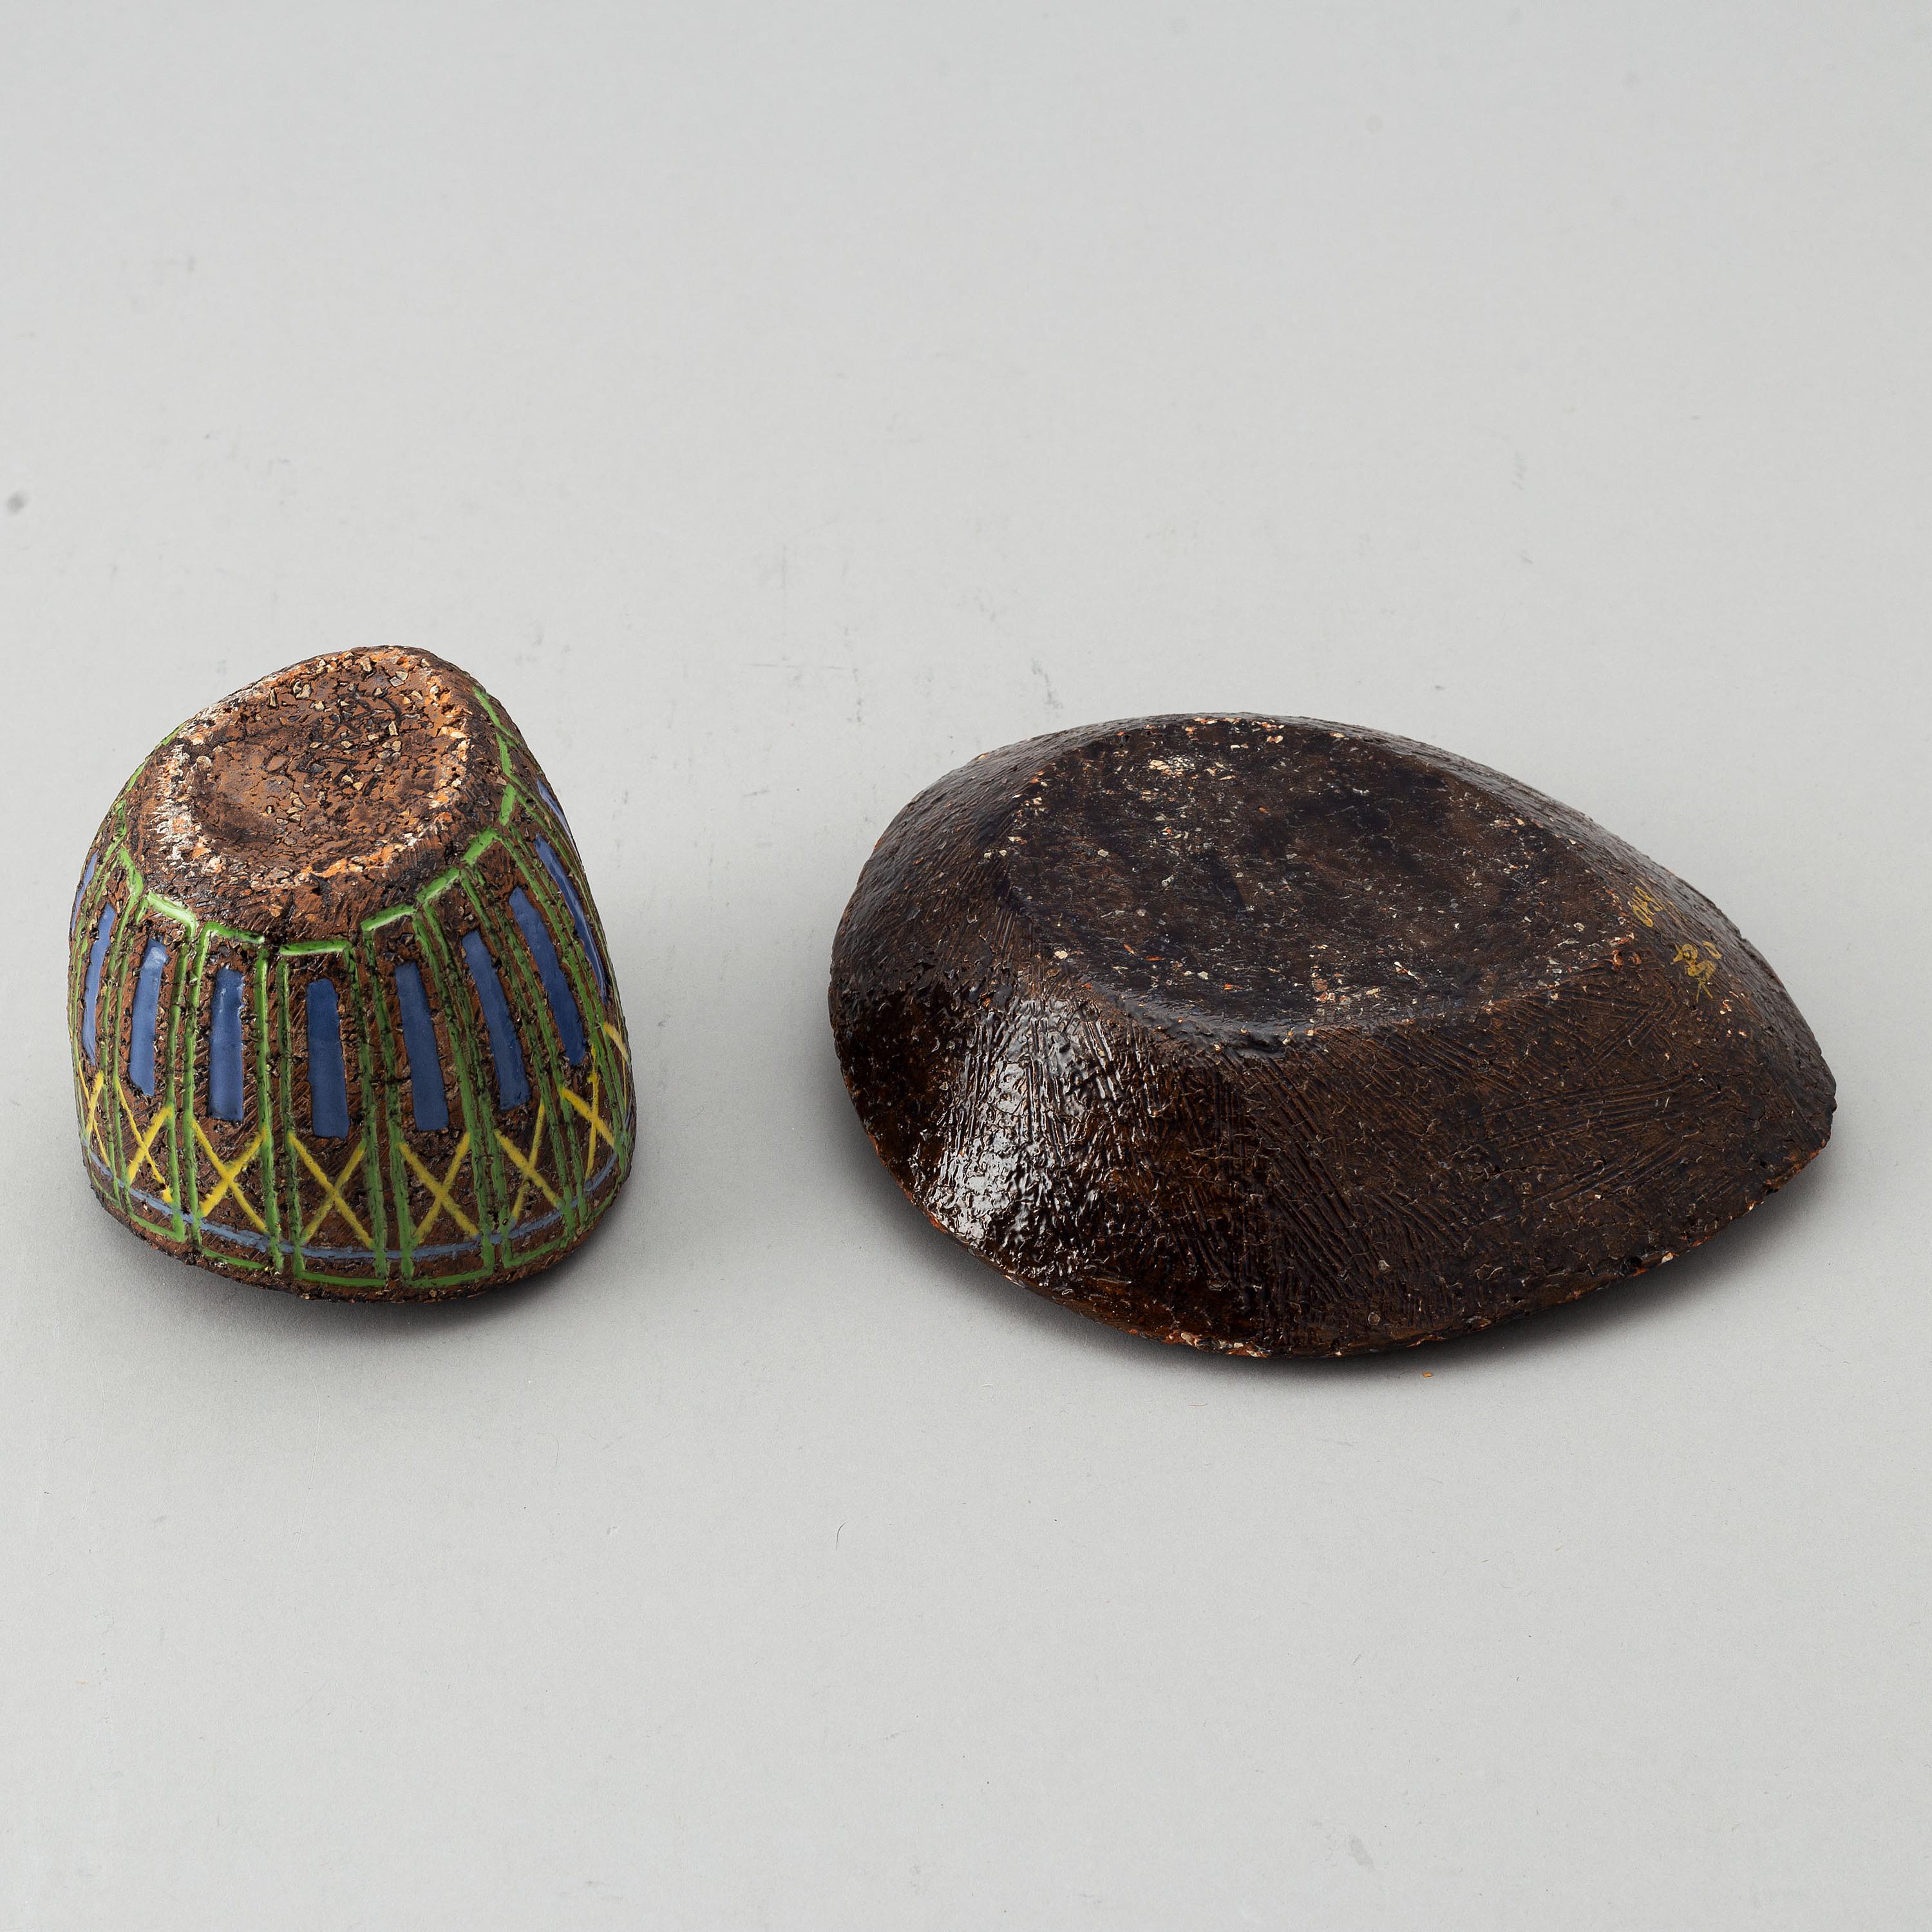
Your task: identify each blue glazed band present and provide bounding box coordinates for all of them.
[89,1137,620,1265]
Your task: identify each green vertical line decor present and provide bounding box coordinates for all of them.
[342,941,383,1276]
[253,949,283,1276]
[160,902,197,1242]
[473,860,585,1229]
[182,925,213,1243]
[455,871,574,1258]
[420,878,510,1267]
[359,911,412,1276]
[274,952,299,1275]
[501,817,629,1178]
[410,899,500,1283]
[99,876,144,1213]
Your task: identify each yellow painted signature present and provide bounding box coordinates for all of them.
[1673,940,1722,997]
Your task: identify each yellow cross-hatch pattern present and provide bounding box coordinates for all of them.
[194,1118,266,1231]
[563,1067,614,1171]
[402,1133,477,1245]
[71,806,632,1274]
[497,1101,560,1226]
[289,1132,372,1248]
[82,1067,111,1168]
[118,1082,173,1203]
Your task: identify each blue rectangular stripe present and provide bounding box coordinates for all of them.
[304,977,352,1139]
[70,852,99,938]
[509,886,587,1066]
[392,961,450,1133]
[128,938,170,1097]
[537,781,573,837]
[533,836,607,1003]
[209,968,247,1122]
[81,904,117,1062]
[460,929,530,1113]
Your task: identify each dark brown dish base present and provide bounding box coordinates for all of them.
[830,715,1833,1358]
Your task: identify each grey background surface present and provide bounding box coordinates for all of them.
[2,5,1927,1927]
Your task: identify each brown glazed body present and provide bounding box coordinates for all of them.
[829,715,1833,1356]
[68,649,634,1300]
